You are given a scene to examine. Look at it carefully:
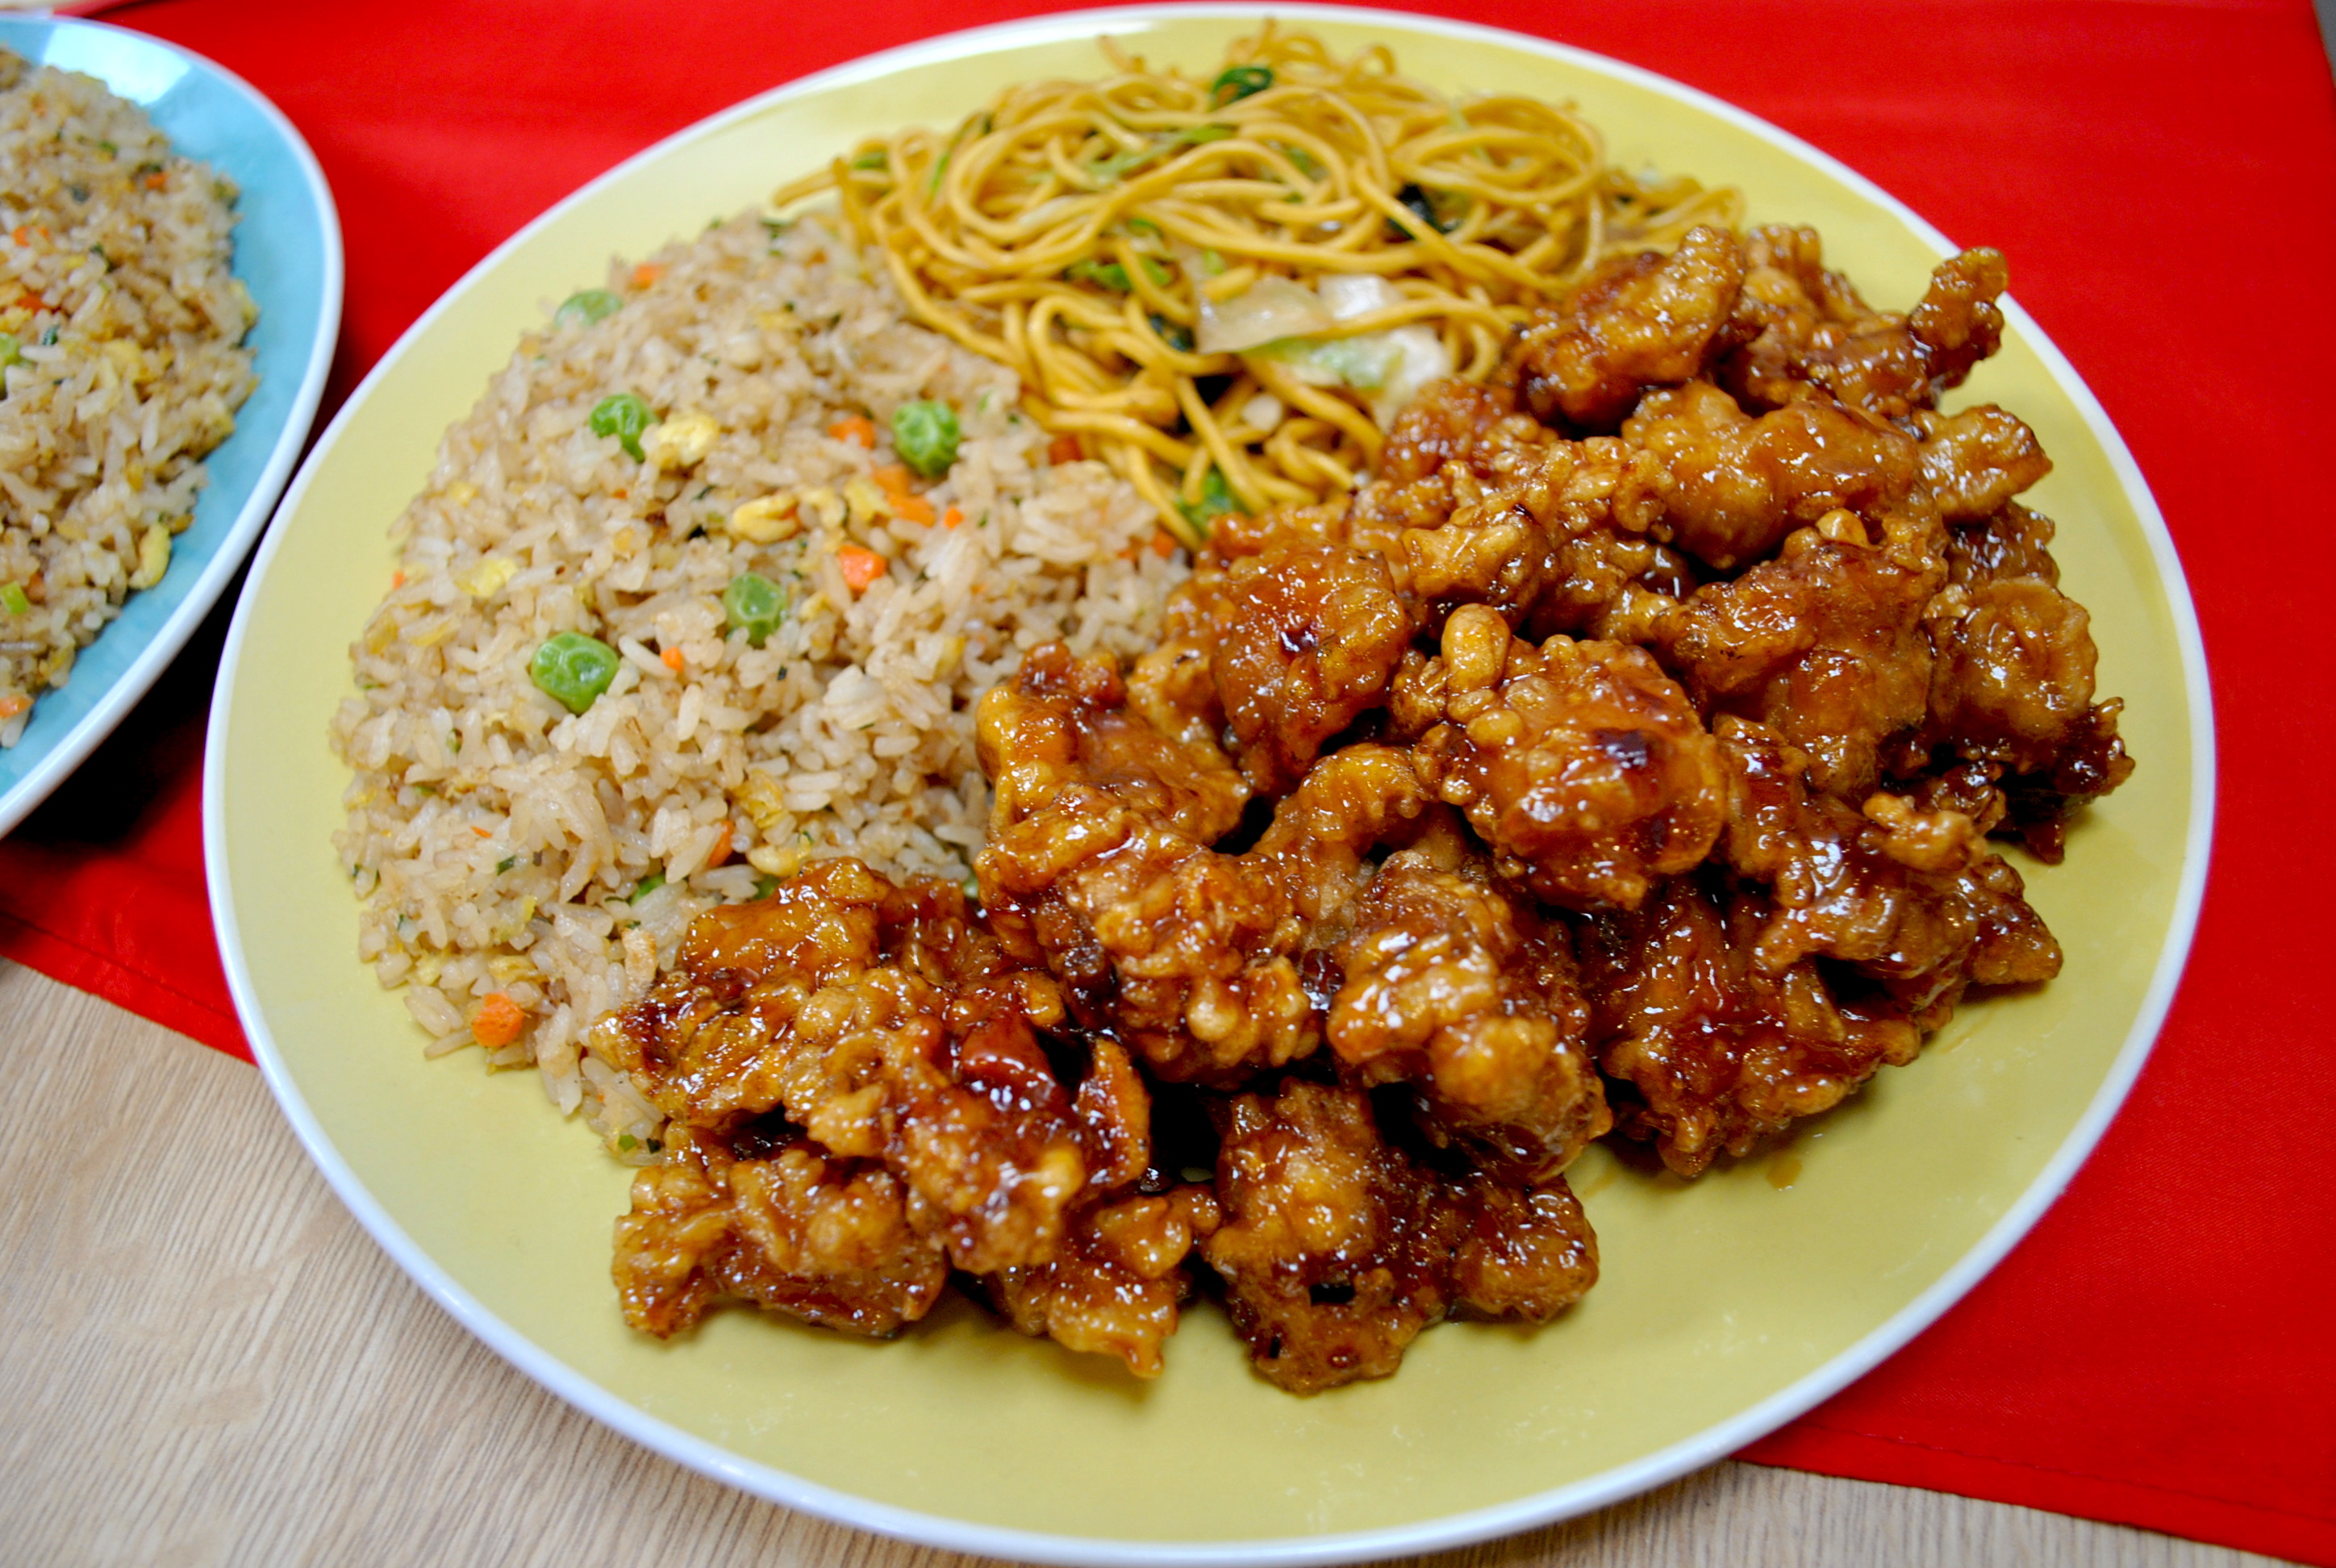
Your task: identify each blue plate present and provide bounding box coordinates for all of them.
[0,15,340,834]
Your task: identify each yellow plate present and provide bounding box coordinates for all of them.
[205,6,2213,1562]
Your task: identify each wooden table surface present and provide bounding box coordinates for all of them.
[0,959,2287,1568]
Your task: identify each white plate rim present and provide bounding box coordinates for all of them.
[0,14,342,836]
[203,6,2217,1563]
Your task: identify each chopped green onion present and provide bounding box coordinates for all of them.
[721,572,787,647]
[1091,124,1233,182]
[625,871,666,903]
[618,1134,638,1151]
[1212,65,1274,103]
[751,873,779,900]
[494,856,517,874]
[1124,216,1163,239]
[891,399,961,477]
[36,324,56,347]
[1148,312,1193,353]
[1202,249,1226,275]
[1175,467,1237,534]
[554,289,622,329]
[1066,257,1131,292]
[1391,182,1461,237]
[0,332,19,371]
[0,584,26,616]
[588,392,653,461]
[1278,142,1324,180]
[1070,254,1176,293]
[849,148,889,172]
[528,631,620,714]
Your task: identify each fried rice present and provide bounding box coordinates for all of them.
[0,48,257,740]
[332,210,1186,1151]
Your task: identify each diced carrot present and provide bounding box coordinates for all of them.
[707,821,733,868]
[611,488,628,500]
[471,992,528,1048]
[1047,434,1082,465]
[828,415,877,448]
[471,826,491,839]
[940,507,965,529]
[891,493,935,526]
[0,695,28,719]
[871,464,911,495]
[143,171,168,191]
[1149,531,1178,557]
[390,569,406,589]
[630,262,663,289]
[14,294,43,313]
[661,644,686,672]
[10,226,44,247]
[836,544,886,591]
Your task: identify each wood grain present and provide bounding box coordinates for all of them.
[0,961,2288,1567]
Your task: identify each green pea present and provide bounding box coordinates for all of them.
[554,289,622,330]
[0,583,27,616]
[891,399,961,478]
[0,332,19,371]
[721,572,787,647]
[529,631,620,714]
[589,392,653,461]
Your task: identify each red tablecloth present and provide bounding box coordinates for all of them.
[9,0,2332,1560]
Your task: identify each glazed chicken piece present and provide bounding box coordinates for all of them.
[1408,606,1727,911]
[1328,848,1612,1182]
[1394,431,1678,640]
[599,855,1185,1357]
[1716,717,2062,1020]
[1243,378,1681,646]
[595,860,1112,1275]
[1246,741,1446,928]
[1660,520,1945,799]
[1922,502,2135,854]
[1509,224,1747,432]
[977,645,1313,1083]
[1723,226,2008,418]
[604,856,1220,1374]
[1206,541,1412,792]
[1924,577,2103,775]
[1943,500,2062,589]
[1577,875,1924,1176]
[983,650,1467,1084]
[985,1183,1223,1378]
[1622,378,1921,571]
[1576,711,2067,1175]
[613,1131,949,1339]
[1201,1079,1596,1391]
[1910,406,2052,523]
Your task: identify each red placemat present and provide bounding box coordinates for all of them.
[7,0,2330,1560]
